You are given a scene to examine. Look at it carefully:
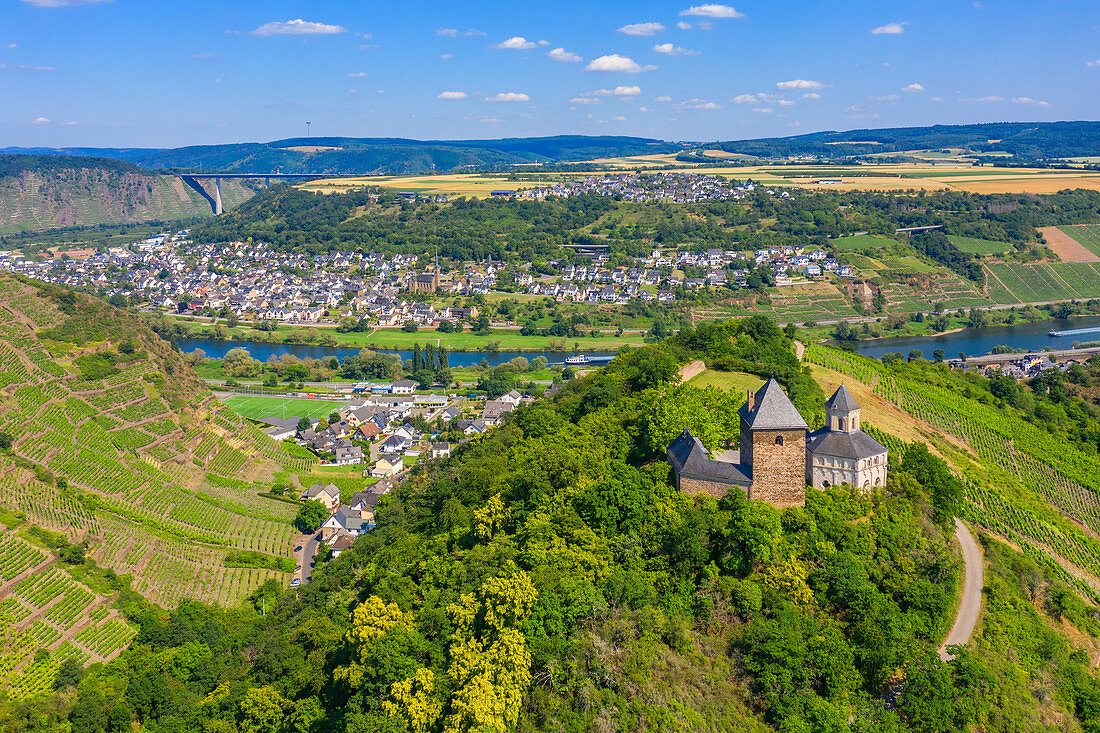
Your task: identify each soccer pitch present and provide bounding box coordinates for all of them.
[222,395,350,421]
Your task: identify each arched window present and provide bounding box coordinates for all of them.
[774,435,784,445]
[839,419,846,431]
[874,477,881,487]
[823,480,831,488]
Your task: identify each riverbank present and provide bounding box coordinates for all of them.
[157,315,646,353]
[847,313,1100,360]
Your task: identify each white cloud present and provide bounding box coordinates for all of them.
[31,116,49,124]
[493,36,545,49]
[802,92,821,99]
[585,54,656,73]
[0,62,56,71]
[436,28,457,37]
[594,85,641,97]
[437,91,467,99]
[776,99,796,106]
[777,79,825,90]
[191,52,219,59]
[618,22,664,36]
[440,53,453,59]
[732,94,757,104]
[570,97,600,104]
[1087,59,1100,67]
[871,22,907,35]
[251,19,346,37]
[677,21,692,29]
[614,116,627,121]
[348,72,368,78]
[21,0,110,6]
[653,42,698,56]
[639,106,650,112]
[973,95,1004,102]
[752,108,773,114]
[1012,96,1051,107]
[901,83,924,92]
[6,43,16,49]
[461,29,486,37]
[870,94,900,101]
[486,92,530,102]
[61,120,78,126]
[848,112,880,119]
[680,4,744,18]
[673,98,721,110]
[548,47,582,62]
[655,95,672,102]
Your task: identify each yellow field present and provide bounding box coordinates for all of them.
[297,162,1100,198]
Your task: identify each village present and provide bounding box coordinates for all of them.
[267,383,540,582]
[0,225,849,328]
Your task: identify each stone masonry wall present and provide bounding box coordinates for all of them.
[679,476,746,500]
[748,428,807,507]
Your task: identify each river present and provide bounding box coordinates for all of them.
[176,337,617,368]
[850,314,1100,360]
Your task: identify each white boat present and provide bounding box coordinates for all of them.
[565,354,590,365]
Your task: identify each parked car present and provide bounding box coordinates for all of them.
[290,578,301,587]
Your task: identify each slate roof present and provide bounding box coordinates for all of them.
[738,378,809,431]
[807,428,887,460]
[667,429,752,486]
[825,384,859,412]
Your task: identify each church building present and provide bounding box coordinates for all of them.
[666,378,888,507]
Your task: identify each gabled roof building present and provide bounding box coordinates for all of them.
[667,379,888,508]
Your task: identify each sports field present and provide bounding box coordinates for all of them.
[222,395,349,421]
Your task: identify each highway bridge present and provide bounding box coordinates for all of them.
[179,172,362,214]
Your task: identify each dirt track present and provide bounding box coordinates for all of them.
[939,518,983,661]
[1041,226,1099,262]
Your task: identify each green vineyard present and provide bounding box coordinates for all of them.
[805,342,1100,598]
[0,274,317,697]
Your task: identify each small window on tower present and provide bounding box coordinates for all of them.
[774,435,784,445]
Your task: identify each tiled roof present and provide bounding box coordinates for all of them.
[739,378,808,431]
[825,384,860,412]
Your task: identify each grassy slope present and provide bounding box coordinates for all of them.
[0,274,317,696]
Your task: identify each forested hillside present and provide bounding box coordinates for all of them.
[0,273,315,700]
[0,155,255,233]
[3,316,1099,732]
[0,136,677,176]
[710,121,1100,160]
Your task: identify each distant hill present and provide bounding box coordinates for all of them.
[0,135,679,175]
[0,154,255,233]
[709,121,1100,160]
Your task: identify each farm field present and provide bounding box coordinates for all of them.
[1058,224,1100,258]
[949,235,1014,255]
[834,234,900,250]
[222,394,350,421]
[300,160,1100,198]
[0,274,317,696]
[985,262,1100,303]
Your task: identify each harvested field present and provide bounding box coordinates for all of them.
[1042,226,1100,262]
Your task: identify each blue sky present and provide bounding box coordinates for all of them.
[2,0,1098,147]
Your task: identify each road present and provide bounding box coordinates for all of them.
[939,518,983,662]
[293,532,321,586]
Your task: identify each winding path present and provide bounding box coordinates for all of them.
[939,518,983,661]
